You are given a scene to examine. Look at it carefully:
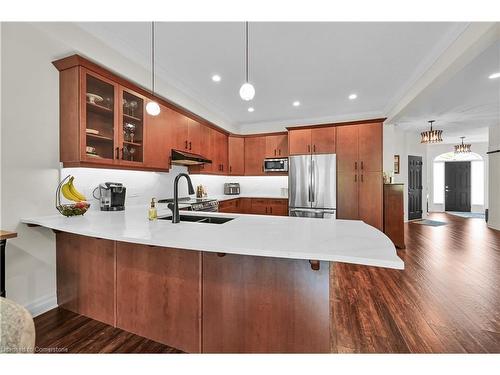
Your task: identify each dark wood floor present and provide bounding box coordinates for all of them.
[331,212,500,353]
[35,213,500,353]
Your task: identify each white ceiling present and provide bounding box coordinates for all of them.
[76,22,468,131]
[393,41,500,144]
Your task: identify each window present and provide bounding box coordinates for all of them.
[433,162,444,204]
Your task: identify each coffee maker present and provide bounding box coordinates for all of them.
[96,182,126,211]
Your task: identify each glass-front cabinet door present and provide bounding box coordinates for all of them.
[82,70,118,163]
[119,88,145,165]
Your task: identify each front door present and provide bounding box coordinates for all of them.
[408,155,423,220]
[445,162,471,212]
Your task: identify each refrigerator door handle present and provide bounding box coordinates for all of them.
[311,159,316,203]
[308,160,312,202]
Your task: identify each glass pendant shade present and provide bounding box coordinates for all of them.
[239,82,255,101]
[454,137,471,153]
[146,101,160,116]
[420,120,443,144]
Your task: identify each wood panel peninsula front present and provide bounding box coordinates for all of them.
[23,206,403,353]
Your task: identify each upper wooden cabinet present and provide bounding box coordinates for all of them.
[228,136,245,175]
[288,127,335,155]
[244,136,266,175]
[265,134,288,158]
[144,102,171,171]
[212,130,228,174]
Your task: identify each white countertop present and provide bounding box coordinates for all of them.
[21,206,403,270]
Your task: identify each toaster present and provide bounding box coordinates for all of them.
[224,183,240,195]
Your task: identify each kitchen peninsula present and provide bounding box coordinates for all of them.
[23,206,403,353]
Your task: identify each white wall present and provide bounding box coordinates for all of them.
[426,142,489,213]
[383,124,428,221]
[488,124,500,230]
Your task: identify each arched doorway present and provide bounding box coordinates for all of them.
[433,152,484,212]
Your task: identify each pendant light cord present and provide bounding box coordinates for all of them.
[151,21,155,95]
[245,21,249,83]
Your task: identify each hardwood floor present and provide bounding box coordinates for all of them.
[331,212,500,353]
[34,213,500,353]
[34,308,182,353]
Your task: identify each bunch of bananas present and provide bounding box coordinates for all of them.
[61,176,87,202]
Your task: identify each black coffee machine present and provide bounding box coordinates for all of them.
[96,182,126,211]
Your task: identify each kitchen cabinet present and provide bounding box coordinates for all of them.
[265,134,288,158]
[187,118,202,154]
[189,125,214,174]
[336,122,383,230]
[218,198,241,213]
[228,136,245,175]
[116,242,201,353]
[218,198,288,216]
[170,110,189,152]
[244,136,266,175]
[288,127,335,155]
[383,184,405,249]
[212,130,228,174]
[144,102,171,171]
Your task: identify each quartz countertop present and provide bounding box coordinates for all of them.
[21,206,403,270]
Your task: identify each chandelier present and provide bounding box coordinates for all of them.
[420,120,443,144]
[454,136,471,153]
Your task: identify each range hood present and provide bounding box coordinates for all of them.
[171,149,212,166]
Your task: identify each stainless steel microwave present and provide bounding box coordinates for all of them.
[263,158,288,172]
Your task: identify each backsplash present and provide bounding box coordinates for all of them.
[61,167,288,209]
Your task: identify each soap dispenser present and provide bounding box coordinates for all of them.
[148,198,157,221]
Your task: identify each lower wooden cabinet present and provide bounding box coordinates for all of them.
[383,184,405,249]
[202,252,330,353]
[56,232,116,326]
[115,242,202,353]
[219,198,288,216]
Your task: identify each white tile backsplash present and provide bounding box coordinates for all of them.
[61,167,289,209]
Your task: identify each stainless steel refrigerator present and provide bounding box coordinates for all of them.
[288,154,336,219]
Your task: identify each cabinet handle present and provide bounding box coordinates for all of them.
[355,174,357,182]
[270,206,273,214]
[185,140,188,149]
[278,149,281,155]
[189,141,192,150]
[221,164,224,172]
[307,145,311,153]
[361,161,364,170]
[265,207,268,214]
[355,161,357,170]
[361,174,364,182]
[115,147,119,159]
[120,148,124,159]
[313,144,316,153]
[274,149,276,156]
[229,166,232,173]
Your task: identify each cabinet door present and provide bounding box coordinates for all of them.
[288,129,311,155]
[189,125,214,174]
[311,127,336,154]
[239,198,252,213]
[187,118,202,154]
[337,171,359,220]
[265,134,289,158]
[81,69,119,165]
[228,136,245,175]
[358,122,382,172]
[250,199,269,215]
[144,102,171,170]
[170,110,189,151]
[358,171,383,230]
[119,87,145,165]
[336,125,359,173]
[219,199,238,213]
[212,130,228,174]
[244,137,266,175]
[269,199,288,216]
[116,242,201,353]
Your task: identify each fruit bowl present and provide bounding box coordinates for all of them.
[57,202,90,217]
[56,175,90,217]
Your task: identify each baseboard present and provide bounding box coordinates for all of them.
[487,220,500,231]
[24,293,57,317]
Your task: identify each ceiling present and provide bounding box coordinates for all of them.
[76,22,468,131]
[393,41,500,144]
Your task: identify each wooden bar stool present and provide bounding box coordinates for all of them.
[0,230,17,298]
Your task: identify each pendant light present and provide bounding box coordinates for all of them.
[146,21,161,116]
[239,22,255,101]
[454,136,471,153]
[420,120,443,144]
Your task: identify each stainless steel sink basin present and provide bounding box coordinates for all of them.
[159,214,234,224]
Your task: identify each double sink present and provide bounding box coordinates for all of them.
[158,214,234,224]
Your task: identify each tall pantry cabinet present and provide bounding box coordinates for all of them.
[336,122,383,230]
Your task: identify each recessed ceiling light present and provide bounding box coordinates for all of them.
[293,101,301,107]
[212,74,221,82]
[488,72,500,79]
[248,107,254,112]
[348,93,357,100]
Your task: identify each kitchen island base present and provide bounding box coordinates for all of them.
[56,232,331,353]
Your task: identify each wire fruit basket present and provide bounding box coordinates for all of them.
[56,175,90,217]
